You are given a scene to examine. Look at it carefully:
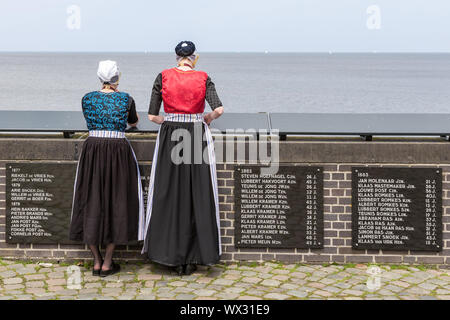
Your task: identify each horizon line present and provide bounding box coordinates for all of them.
[1,51,450,54]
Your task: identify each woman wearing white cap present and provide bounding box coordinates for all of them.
[69,60,144,277]
[142,41,224,275]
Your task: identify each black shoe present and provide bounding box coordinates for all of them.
[184,264,197,275]
[174,265,184,276]
[92,260,103,276]
[100,261,121,277]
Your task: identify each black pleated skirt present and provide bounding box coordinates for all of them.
[143,120,220,266]
[69,136,141,245]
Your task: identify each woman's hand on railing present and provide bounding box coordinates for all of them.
[148,114,165,124]
[204,106,224,125]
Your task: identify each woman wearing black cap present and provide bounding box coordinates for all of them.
[142,41,224,275]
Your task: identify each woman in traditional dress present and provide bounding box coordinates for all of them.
[70,60,144,277]
[142,41,224,275]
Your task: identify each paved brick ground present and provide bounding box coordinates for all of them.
[0,259,449,300]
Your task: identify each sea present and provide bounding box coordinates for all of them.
[0,52,449,113]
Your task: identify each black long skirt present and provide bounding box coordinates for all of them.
[142,120,221,266]
[69,137,142,245]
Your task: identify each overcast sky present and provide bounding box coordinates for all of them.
[0,0,449,52]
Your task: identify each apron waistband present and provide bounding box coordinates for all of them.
[89,130,126,138]
[164,113,204,123]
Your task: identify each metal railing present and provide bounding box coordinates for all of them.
[1,111,450,141]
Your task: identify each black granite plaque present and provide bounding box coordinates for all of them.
[6,163,77,244]
[352,167,442,251]
[6,162,153,244]
[235,165,323,249]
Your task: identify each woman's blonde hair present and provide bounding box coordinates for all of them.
[177,53,199,67]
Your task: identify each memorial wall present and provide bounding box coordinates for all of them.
[0,138,449,266]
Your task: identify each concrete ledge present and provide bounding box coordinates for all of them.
[1,138,450,164]
[278,141,450,163]
[0,139,156,161]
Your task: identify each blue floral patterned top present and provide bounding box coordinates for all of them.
[82,91,138,132]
